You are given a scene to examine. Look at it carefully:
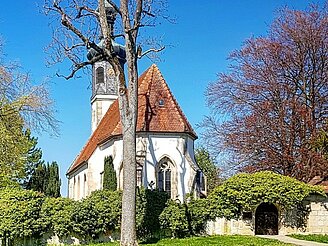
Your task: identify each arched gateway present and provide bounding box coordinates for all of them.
[255,203,278,235]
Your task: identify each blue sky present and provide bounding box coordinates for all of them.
[0,0,324,196]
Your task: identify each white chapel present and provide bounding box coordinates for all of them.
[66,62,204,201]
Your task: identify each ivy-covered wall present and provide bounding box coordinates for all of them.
[205,171,327,236]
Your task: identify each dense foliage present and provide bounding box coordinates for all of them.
[203,3,328,181]
[159,198,210,238]
[0,187,169,243]
[21,130,43,189]
[0,188,44,244]
[136,188,168,240]
[0,172,324,243]
[208,171,324,219]
[40,197,75,238]
[0,110,33,183]
[159,200,190,238]
[103,156,117,191]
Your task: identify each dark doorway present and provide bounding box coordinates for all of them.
[255,203,278,235]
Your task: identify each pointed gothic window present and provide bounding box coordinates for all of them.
[96,67,105,84]
[157,157,173,197]
[77,175,80,200]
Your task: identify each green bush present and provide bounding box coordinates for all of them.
[0,188,44,243]
[187,198,211,235]
[159,200,189,238]
[71,190,122,241]
[136,188,168,240]
[89,189,122,232]
[40,197,75,238]
[159,197,210,238]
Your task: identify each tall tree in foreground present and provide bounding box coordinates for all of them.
[203,4,328,182]
[44,1,165,244]
[0,42,58,186]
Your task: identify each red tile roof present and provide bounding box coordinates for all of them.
[67,64,197,174]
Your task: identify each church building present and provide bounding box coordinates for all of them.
[66,62,204,201]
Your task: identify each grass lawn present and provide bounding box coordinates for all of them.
[288,234,328,244]
[85,235,292,246]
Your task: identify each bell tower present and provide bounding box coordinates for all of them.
[91,61,118,133]
[88,2,126,133]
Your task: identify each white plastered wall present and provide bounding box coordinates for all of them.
[68,133,198,201]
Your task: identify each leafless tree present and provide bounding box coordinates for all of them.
[0,42,58,134]
[43,0,166,244]
[203,4,328,182]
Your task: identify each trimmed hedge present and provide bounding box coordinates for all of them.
[0,172,324,243]
[0,188,168,243]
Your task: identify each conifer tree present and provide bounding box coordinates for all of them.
[103,156,117,191]
[27,161,61,197]
[22,130,43,189]
[45,161,61,197]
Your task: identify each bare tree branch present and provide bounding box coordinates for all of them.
[137,46,164,59]
[56,54,103,79]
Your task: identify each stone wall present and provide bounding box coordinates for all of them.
[206,194,328,236]
[305,194,328,234]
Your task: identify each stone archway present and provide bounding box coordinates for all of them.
[255,203,278,235]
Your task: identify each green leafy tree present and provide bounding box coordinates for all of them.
[159,200,189,238]
[195,147,221,194]
[28,161,46,192]
[313,130,328,160]
[71,190,122,241]
[0,109,33,184]
[103,156,117,191]
[0,42,58,187]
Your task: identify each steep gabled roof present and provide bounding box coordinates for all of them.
[67,64,197,174]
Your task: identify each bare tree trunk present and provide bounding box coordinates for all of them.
[44,0,164,244]
[119,1,139,242]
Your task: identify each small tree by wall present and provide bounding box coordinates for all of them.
[103,156,117,191]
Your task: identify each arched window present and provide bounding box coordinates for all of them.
[77,175,81,200]
[157,157,173,197]
[83,173,87,197]
[96,67,104,84]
